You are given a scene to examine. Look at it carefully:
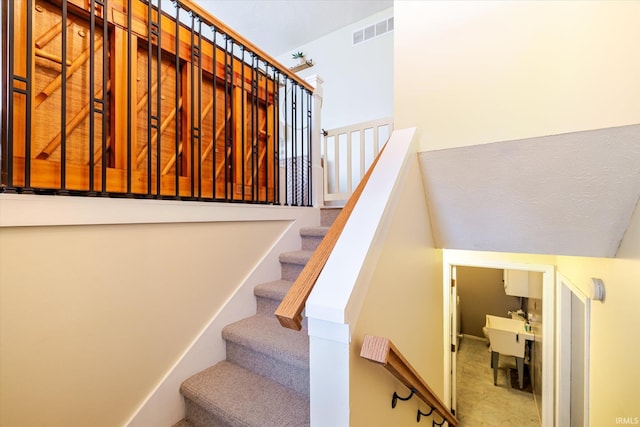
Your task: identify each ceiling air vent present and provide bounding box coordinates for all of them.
[352,17,394,46]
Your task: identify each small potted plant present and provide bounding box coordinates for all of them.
[292,51,306,66]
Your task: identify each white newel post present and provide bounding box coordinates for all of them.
[305,75,324,207]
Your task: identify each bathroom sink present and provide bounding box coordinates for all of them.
[485,315,533,358]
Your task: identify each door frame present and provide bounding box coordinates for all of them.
[556,272,591,427]
[443,250,555,426]
[450,265,458,414]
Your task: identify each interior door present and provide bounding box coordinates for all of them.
[450,265,458,414]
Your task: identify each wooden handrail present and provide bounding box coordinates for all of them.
[173,0,313,93]
[274,144,387,330]
[360,335,458,427]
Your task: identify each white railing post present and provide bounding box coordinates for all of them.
[305,74,324,207]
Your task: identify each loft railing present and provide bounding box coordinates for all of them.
[361,335,459,426]
[322,117,393,204]
[1,0,314,206]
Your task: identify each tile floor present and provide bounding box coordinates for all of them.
[455,337,540,426]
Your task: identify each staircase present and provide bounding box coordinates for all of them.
[175,208,342,427]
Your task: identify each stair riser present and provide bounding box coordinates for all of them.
[321,208,341,227]
[256,298,308,328]
[281,262,305,282]
[184,398,237,427]
[301,235,323,251]
[226,342,309,396]
[256,296,280,317]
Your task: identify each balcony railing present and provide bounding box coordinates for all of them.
[1,0,314,206]
[322,117,393,204]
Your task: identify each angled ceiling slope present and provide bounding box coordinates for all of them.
[419,125,640,258]
[194,0,393,56]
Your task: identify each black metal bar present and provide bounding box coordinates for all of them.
[101,0,109,194]
[146,0,153,196]
[283,77,289,205]
[126,0,133,195]
[253,55,260,202]
[273,69,280,205]
[173,1,180,198]
[251,55,257,202]
[2,0,16,191]
[301,86,306,206]
[211,27,217,199]
[263,63,270,203]
[251,57,256,202]
[306,89,312,206]
[189,12,196,198]
[57,0,68,194]
[21,0,33,193]
[196,17,202,199]
[223,35,230,200]
[227,37,235,201]
[291,81,298,205]
[88,0,97,195]
[240,46,245,202]
[155,0,162,198]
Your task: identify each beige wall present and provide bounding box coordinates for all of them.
[555,200,640,426]
[395,1,640,151]
[0,220,290,427]
[456,267,520,337]
[349,154,444,426]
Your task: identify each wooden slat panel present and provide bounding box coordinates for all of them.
[8,0,281,200]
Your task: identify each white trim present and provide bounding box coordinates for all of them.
[442,250,555,426]
[556,272,591,427]
[307,317,350,344]
[0,193,314,228]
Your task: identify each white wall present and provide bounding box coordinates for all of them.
[555,200,640,426]
[276,7,394,131]
[395,1,640,152]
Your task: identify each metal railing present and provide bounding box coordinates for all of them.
[1,0,313,206]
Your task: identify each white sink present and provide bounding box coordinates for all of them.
[485,315,533,358]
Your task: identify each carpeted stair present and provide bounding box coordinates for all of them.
[176,208,341,427]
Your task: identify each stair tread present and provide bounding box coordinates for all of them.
[222,315,309,367]
[254,279,293,301]
[299,226,330,237]
[279,250,313,265]
[181,361,309,427]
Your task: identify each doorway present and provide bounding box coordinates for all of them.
[443,252,555,426]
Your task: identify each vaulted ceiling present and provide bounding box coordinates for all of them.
[419,125,640,258]
[194,0,393,56]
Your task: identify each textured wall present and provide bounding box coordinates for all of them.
[419,125,640,257]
